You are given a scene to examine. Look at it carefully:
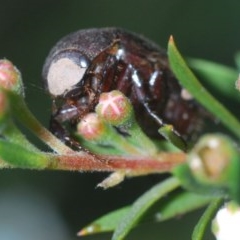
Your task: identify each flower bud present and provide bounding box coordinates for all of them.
[77,113,106,141]
[188,134,238,185]
[212,201,240,240]
[95,90,134,126]
[76,112,145,155]
[174,135,240,201]
[0,59,24,96]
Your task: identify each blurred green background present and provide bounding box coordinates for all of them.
[0,0,239,239]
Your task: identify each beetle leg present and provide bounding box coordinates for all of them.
[142,101,187,147]
[49,99,84,150]
[50,116,83,150]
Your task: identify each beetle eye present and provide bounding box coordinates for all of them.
[46,51,89,96]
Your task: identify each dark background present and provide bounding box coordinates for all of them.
[0,1,239,239]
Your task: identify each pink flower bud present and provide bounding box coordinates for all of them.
[96,90,133,126]
[0,59,23,95]
[77,113,106,141]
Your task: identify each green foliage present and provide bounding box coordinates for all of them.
[80,191,213,236]
[189,58,239,102]
[1,38,240,239]
[111,177,180,240]
[192,199,224,240]
[168,37,240,140]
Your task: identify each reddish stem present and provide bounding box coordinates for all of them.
[50,152,186,174]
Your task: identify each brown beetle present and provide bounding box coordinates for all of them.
[42,28,203,149]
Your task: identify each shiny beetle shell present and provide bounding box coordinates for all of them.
[42,28,203,148]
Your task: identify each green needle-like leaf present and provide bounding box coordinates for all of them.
[0,139,50,168]
[192,198,224,240]
[79,191,213,236]
[79,206,129,236]
[168,37,240,140]
[156,191,213,222]
[112,177,180,240]
[189,58,239,102]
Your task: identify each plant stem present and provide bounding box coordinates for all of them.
[49,152,186,174]
[126,122,158,155]
[192,198,224,240]
[103,125,148,155]
[7,91,73,154]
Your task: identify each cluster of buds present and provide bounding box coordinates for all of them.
[1,58,240,199]
[0,59,54,169]
[77,90,158,156]
[0,59,184,178]
[77,90,160,188]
